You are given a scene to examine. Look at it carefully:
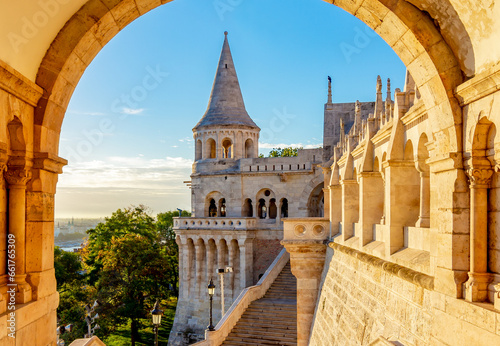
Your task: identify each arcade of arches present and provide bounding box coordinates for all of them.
[1,0,500,344]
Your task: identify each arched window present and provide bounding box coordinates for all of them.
[242,199,253,217]
[195,139,202,161]
[281,198,288,218]
[208,199,217,217]
[206,138,216,159]
[269,198,277,219]
[245,138,254,158]
[258,199,267,219]
[222,139,233,158]
[219,198,226,217]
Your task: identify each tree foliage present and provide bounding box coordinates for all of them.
[267,146,302,157]
[57,205,184,345]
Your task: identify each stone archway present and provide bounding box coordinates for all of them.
[32,0,462,159]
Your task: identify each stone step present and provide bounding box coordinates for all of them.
[225,334,297,343]
[221,260,297,346]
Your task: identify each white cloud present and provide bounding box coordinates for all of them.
[59,156,193,190]
[67,110,107,116]
[259,142,322,149]
[179,137,193,143]
[121,107,145,115]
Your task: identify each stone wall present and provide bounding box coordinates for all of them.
[252,239,282,284]
[309,244,500,345]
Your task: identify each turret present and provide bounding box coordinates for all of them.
[193,32,260,162]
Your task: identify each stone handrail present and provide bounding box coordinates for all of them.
[69,336,106,346]
[192,248,290,346]
[174,217,257,230]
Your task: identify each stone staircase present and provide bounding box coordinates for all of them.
[221,262,297,345]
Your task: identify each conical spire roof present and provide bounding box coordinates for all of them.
[194,32,259,130]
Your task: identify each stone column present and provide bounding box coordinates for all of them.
[340,179,359,242]
[207,241,216,281]
[238,239,253,290]
[0,155,7,313]
[329,184,342,236]
[358,172,384,246]
[465,167,493,302]
[282,240,326,346]
[415,160,430,228]
[5,167,32,303]
[195,241,206,298]
[227,240,235,300]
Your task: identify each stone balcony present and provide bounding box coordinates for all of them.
[174,217,257,231]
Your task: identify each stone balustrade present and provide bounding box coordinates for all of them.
[174,217,257,230]
[282,217,330,241]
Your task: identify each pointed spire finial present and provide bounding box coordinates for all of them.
[376,75,382,93]
[224,31,228,37]
[327,76,332,104]
[386,78,392,101]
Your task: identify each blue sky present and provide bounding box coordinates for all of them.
[55,0,406,218]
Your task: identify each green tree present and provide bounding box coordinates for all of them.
[54,246,82,288]
[156,210,191,297]
[82,205,156,285]
[81,205,181,345]
[268,146,302,157]
[54,246,89,344]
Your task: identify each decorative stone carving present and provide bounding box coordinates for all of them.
[466,167,494,187]
[4,167,32,187]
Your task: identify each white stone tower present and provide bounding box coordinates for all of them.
[193,31,260,164]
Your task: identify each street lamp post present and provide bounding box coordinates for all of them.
[218,267,233,316]
[207,278,216,331]
[151,300,163,346]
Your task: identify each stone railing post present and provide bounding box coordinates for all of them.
[282,218,329,346]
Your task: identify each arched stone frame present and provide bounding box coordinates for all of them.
[205,191,223,217]
[463,117,497,302]
[256,188,276,219]
[219,198,226,217]
[298,174,326,215]
[269,198,277,219]
[5,0,475,338]
[245,138,254,158]
[242,198,253,217]
[307,182,325,217]
[205,138,216,159]
[221,137,233,159]
[280,198,289,218]
[195,138,202,161]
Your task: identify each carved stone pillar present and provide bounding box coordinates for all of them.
[176,238,188,300]
[0,150,7,312]
[465,167,493,302]
[195,241,206,298]
[415,160,430,228]
[328,184,342,236]
[340,179,359,242]
[5,167,32,303]
[358,172,384,245]
[282,240,326,346]
[227,240,235,300]
[238,239,253,290]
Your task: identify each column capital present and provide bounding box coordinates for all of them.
[466,167,494,188]
[5,167,32,187]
